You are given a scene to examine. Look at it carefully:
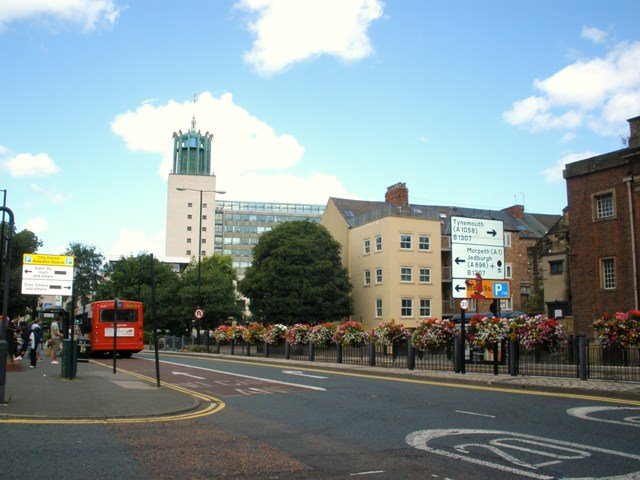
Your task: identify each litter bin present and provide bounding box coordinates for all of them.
[61,339,78,379]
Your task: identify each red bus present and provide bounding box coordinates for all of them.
[74,300,144,358]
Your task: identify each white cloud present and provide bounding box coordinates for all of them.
[0,0,120,32]
[504,36,640,137]
[110,228,165,258]
[542,151,600,184]
[111,92,354,204]
[0,145,8,156]
[4,153,59,177]
[22,217,48,234]
[559,132,576,143]
[236,0,384,75]
[29,183,68,203]
[581,26,608,44]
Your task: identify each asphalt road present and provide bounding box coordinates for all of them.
[4,353,640,479]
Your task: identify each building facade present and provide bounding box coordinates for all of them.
[322,182,560,329]
[563,116,640,335]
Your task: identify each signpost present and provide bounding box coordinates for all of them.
[21,254,74,296]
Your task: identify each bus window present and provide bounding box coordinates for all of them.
[99,309,138,323]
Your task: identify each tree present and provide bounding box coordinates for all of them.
[95,253,183,334]
[66,242,105,309]
[0,223,42,318]
[239,221,352,325]
[178,255,242,332]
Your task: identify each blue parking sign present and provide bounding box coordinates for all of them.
[493,281,510,298]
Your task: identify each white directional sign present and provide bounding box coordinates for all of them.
[451,244,505,280]
[21,253,74,296]
[451,217,504,247]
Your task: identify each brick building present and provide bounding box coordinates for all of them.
[563,116,640,335]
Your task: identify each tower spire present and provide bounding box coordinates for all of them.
[191,92,197,131]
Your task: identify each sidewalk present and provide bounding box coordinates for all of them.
[0,356,200,420]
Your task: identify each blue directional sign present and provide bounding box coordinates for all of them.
[493,281,510,298]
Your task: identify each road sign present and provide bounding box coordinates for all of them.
[460,300,469,310]
[21,252,74,296]
[451,244,505,280]
[452,278,511,299]
[450,217,504,247]
[194,308,205,319]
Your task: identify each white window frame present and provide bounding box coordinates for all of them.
[375,267,383,284]
[364,269,371,285]
[400,266,413,283]
[400,234,412,250]
[505,263,513,279]
[401,298,413,317]
[594,191,615,220]
[419,267,431,284]
[419,298,431,318]
[504,232,512,248]
[364,238,371,255]
[375,235,382,252]
[418,235,431,252]
[601,258,616,290]
[500,298,513,310]
[375,298,383,318]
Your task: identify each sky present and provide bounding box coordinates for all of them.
[1,0,639,259]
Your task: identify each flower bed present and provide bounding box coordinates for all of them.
[264,324,288,345]
[213,325,232,343]
[467,315,509,348]
[516,314,567,352]
[593,310,640,347]
[411,317,455,351]
[242,323,266,345]
[371,320,408,346]
[286,323,312,345]
[309,323,336,347]
[332,320,367,346]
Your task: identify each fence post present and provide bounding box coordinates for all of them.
[231,340,235,356]
[285,340,290,360]
[453,335,461,373]
[264,341,270,358]
[407,341,415,370]
[215,340,220,354]
[368,340,376,366]
[493,343,499,375]
[509,339,518,376]
[245,341,251,357]
[336,343,343,363]
[578,334,588,380]
[308,342,315,362]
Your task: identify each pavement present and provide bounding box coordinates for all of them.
[1,350,640,421]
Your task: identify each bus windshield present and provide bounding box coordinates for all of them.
[99,309,138,323]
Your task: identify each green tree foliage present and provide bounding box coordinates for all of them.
[178,255,242,331]
[66,242,105,308]
[0,222,42,317]
[95,253,183,334]
[239,221,352,325]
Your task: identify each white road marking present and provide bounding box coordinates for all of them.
[282,369,328,379]
[141,357,326,391]
[349,471,385,476]
[567,406,640,428]
[171,371,206,380]
[455,410,496,418]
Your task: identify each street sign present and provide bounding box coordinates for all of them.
[194,308,205,319]
[460,300,469,310]
[21,253,74,296]
[451,244,505,279]
[452,278,511,299]
[450,217,504,247]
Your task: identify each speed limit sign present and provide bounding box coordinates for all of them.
[194,308,205,319]
[460,300,469,310]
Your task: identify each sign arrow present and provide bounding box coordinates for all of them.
[455,284,466,292]
[171,371,206,380]
[282,370,328,379]
[487,229,497,236]
[455,257,466,265]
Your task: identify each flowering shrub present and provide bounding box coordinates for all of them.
[516,315,567,352]
[371,320,409,346]
[309,323,336,346]
[213,325,232,343]
[593,310,640,347]
[242,323,266,345]
[411,317,455,351]
[286,323,312,345]
[332,320,367,346]
[264,324,288,345]
[466,315,509,348]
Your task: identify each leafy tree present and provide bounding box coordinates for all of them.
[239,221,352,325]
[66,242,105,308]
[178,255,243,333]
[0,222,42,318]
[95,253,183,334]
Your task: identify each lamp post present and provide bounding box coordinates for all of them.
[176,187,225,346]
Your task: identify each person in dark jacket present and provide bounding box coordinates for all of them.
[28,319,43,368]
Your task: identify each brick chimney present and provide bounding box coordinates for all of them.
[385,182,409,206]
[504,204,525,219]
[628,115,640,149]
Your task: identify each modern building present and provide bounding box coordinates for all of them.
[321,182,560,329]
[213,200,325,278]
[563,115,640,336]
[165,117,223,261]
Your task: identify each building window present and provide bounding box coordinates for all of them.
[375,268,383,284]
[401,266,413,282]
[202,203,207,208]
[505,263,513,279]
[202,215,207,220]
[375,235,382,251]
[419,267,431,283]
[364,270,371,285]
[364,238,371,255]
[401,298,413,317]
[419,299,431,317]
[202,227,207,232]
[201,238,206,244]
[500,298,513,310]
[187,214,193,220]
[549,260,564,275]
[376,299,383,318]
[187,226,192,231]
[504,232,512,247]
[418,235,430,251]
[186,238,192,243]
[400,234,412,250]
[188,202,193,208]
[594,191,615,220]
[601,258,616,290]
[186,250,191,256]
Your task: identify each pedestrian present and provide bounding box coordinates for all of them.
[15,321,33,360]
[49,318,63,364]
[6,318,18,362]
[28,319,43,368]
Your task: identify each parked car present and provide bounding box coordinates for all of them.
[448,310,527,323]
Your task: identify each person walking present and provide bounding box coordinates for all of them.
[49,318,63,364]
[15,321,32,361]
[28,319,43,368]
[6,318,18,362]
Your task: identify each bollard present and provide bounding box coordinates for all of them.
[308,342,315,362]
[231,340,235,355]
[285,341,290,360]
[264,341,270,358]
[509,339,518,376]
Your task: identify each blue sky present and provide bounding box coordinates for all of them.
[1,0,639,258]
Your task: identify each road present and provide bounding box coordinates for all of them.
[4,353,640,479]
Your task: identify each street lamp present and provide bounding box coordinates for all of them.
[175,187,225,347]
